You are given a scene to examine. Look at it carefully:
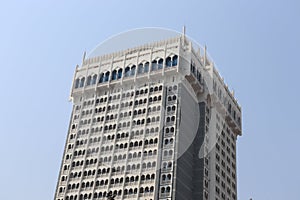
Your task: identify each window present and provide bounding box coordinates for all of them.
[104,71,110,82]
[79,77,85,87]
[152,60,157,71]
[99,73,104,83]
[125,66,130,77]
[138,63,143,74]
[112,70,117,80]
[131,65,136,76]
[75,78,80,88]
[166,57,172,67]
[172,55,178,66]
[158,58,163,69]
[144,62,149,72]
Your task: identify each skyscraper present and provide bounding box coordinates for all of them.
[54,31,242,200]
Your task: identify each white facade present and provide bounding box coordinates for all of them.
[54,34,242,200]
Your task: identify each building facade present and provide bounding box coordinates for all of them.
[54,33,242,200]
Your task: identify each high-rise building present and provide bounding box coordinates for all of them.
[54,32,242,200]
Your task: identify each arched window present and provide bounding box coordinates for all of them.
[79,77,85,87]
[104,71,110,82]
[172,55,178,66]
[138,63,143,74]
[124,66,130,77]
[151,60,157,71]
[86,76,91,86]
[117,68,122,79]
[99,73,104,83]
[140,187,144,193]
[92,74,97,84]
[112,70,117,80]
[166,128,170,133]
[150,186,154,192]
[75,78,80,88]
[142,163,146,168]
[144,62,149,72]
[145,187,149,193]
[147,162,151,168]
[152,161,156,167]
[166,186,171,193]
[131,65,136,76]
[158,58,163,69]
[129,188,133,194]
[171,127,175,132]
[166,57,172,67]
[171,116,175,121]
[167,174,172,180]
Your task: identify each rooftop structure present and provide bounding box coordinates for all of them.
[54,31,242,200]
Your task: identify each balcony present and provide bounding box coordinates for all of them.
[95,82,109,91]
[122,77,135,86]
[225,112,241,135]
[162,155,173,161]
[160,192,171,198]
[139,192,154,197]
[123,193,138,199]
[185,73,204,95]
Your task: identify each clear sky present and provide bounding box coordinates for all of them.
[0,1,299,200]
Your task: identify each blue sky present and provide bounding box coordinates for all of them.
[0,1,299,199]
